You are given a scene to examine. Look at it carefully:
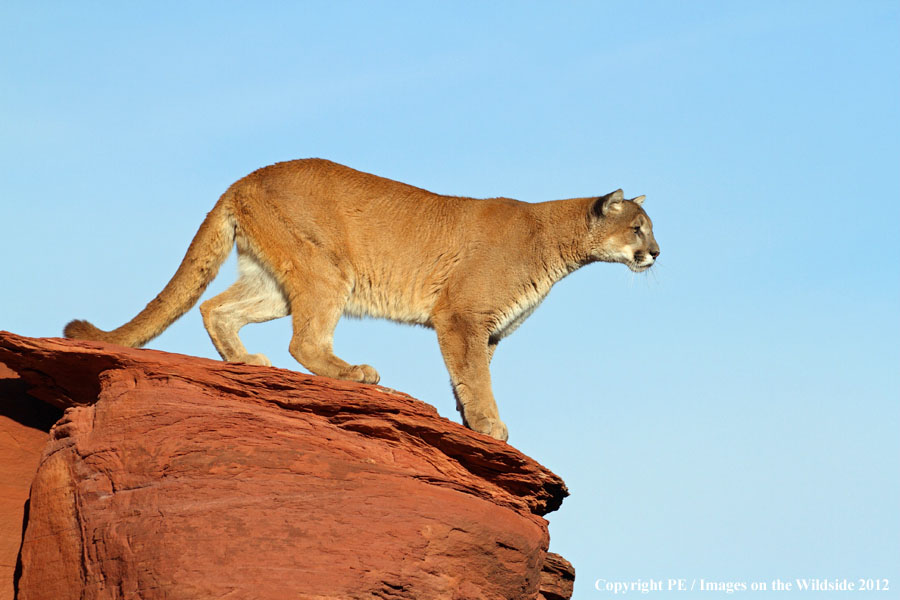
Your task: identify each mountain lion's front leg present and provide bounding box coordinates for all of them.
[432,311,508,442]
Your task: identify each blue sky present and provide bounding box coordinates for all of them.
[2,2,898,597]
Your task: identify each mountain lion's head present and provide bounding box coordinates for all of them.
[591,190,660,272]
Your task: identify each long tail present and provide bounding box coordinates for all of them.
[64,196,236,348]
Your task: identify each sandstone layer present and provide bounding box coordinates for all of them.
[0,362,62,600]
[0,332,573,599]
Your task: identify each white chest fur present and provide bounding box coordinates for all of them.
[489,273,561,341]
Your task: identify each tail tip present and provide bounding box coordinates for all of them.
[64,319,105,341]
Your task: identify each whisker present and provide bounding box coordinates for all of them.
[649,262,663,287]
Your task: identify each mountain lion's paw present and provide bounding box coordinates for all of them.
[343,364,380,384]
[239,353,272,367]
[488,419,509,442]
[469,416,509,442]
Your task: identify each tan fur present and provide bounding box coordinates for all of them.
[65,159,660,441]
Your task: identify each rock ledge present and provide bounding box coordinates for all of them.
[0,332,573,600]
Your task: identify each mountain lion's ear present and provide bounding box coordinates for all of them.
[631,195,646,206]
[592,189,625,218]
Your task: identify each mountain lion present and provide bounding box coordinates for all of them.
[65,159,659,441]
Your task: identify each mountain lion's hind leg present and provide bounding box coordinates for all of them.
[200,253,288,367]
[281,254,380,384]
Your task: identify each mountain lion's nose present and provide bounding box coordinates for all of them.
[650,248,660,259]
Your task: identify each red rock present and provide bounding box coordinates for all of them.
[0,332,572,599]
[0,362,62,600]
[537,553,576,600]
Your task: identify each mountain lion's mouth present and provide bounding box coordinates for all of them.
[629,261,653,273]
